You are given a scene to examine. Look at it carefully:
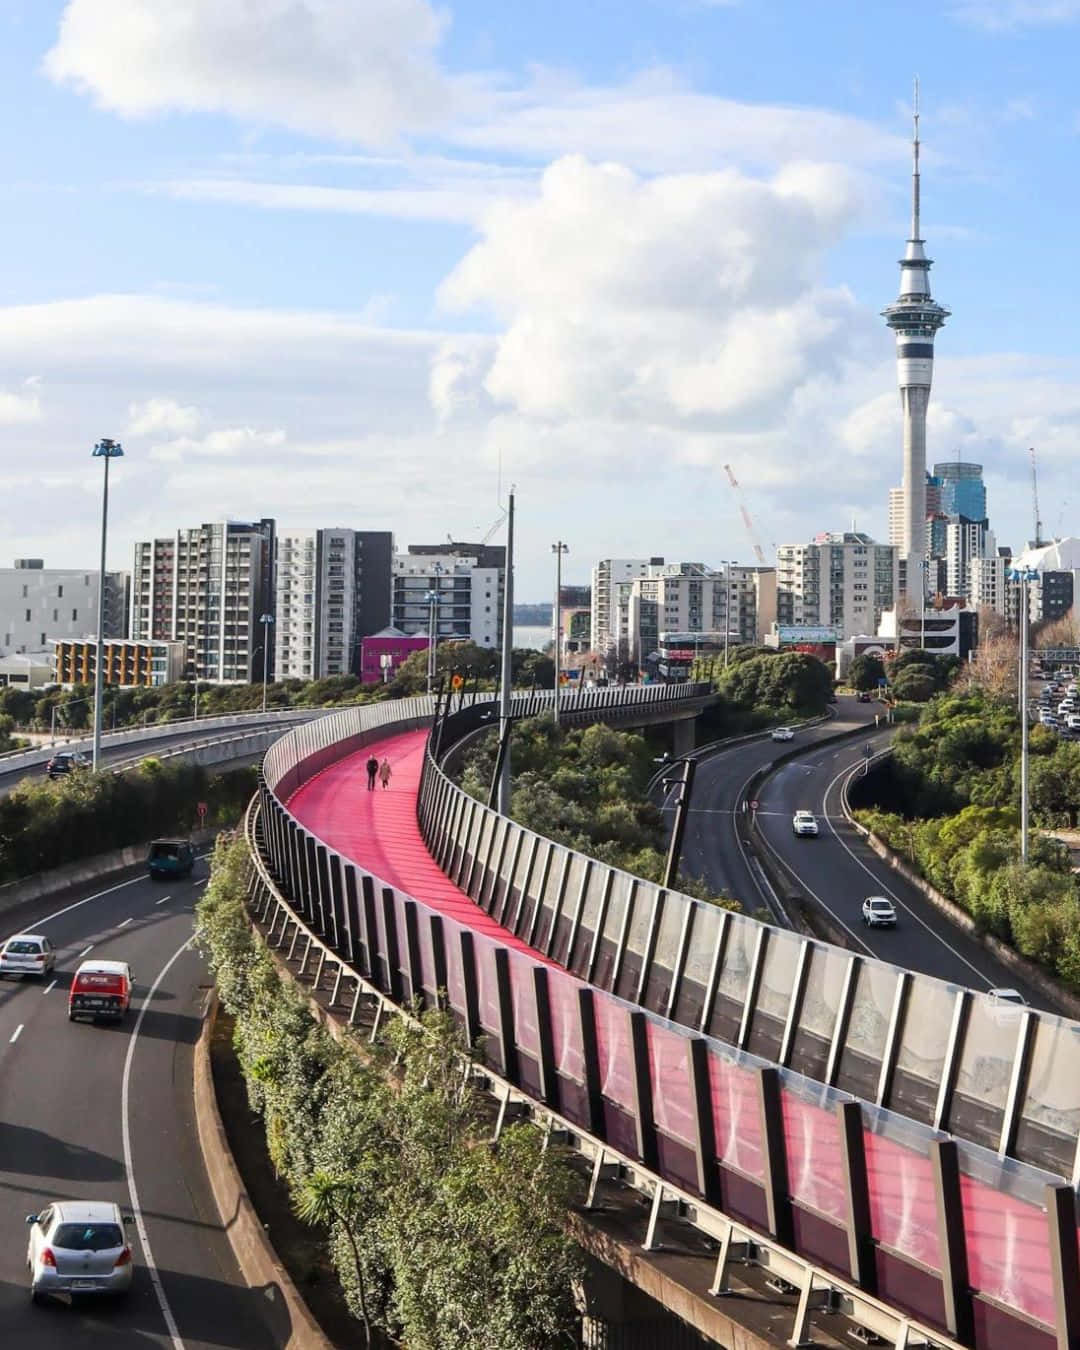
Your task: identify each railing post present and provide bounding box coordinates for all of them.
[629,1010,658,1170]
[429,914,448,1008]
[402,899,424,1008]
[577,988,606,1139]
[380,888,403,1004]
[360,874,382,990]
[493,947,519,1085]
[757,1066,794,1248]
[1047,1183,1080,1350]
[687,1037,722,1207]
[532,967,558,1109]
[931,1139,975,1347]
[837,1100,876,1293]
[459,929,481,1049]
[343,865,362,969]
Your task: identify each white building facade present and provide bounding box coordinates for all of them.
[392,545,505,649]
[0,559,127,661]
[776,533,898,640]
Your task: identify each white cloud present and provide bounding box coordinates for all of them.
[45,0,454,143]
[0,379,43,424]
[950,0,1080,28]
[128,396,202,437]
[148,424,287,463]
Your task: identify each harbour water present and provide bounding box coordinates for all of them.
[513,625,551,651]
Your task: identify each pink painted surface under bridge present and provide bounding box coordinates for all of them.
[285,726,1061,1331]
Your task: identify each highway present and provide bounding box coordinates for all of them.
[0,860,282,1348]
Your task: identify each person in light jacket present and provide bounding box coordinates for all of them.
[379,758,392,789]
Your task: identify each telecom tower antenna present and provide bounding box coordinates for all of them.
[1030,446,1044,548]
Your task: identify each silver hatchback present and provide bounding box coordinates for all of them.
[26,1200,134,1301]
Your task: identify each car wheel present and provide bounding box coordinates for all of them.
[30,1287,43,1306]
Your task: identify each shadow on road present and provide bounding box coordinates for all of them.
[0,1122,124,1183]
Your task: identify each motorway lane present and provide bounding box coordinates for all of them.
[672,695,880,909]
[0,863,282,1348]
[752,729,1050,1005]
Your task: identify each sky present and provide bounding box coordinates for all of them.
[2,0,1080,598]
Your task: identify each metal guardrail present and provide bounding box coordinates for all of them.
[241,795,980,1350]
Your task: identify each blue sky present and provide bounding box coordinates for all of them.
[2,0,1080,596]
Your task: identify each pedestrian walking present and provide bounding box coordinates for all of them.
[366,755,379,791]
[379,758,392,790]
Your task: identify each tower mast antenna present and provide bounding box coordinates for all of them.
[911,76,921,241]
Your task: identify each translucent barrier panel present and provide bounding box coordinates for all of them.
[645,1021,696,1148]
[948,997,1020,1151]
[708,915,757,1046]
[778,1074,847,1223]
[415,914,438,1002]
[391,892,411,991]
[509,836,537,931]
[592,875,632,992]
[862,1115,941,1272]
[505,948,541,1060]
[641,901,684,1016]
[746,931,803,1064]
[673,904,722,1030]
[1016,1012,1080,1175]
[889,979,959,1126]
[472,934,502,1039]
[552,854,590,966]
[789,943,851,1083]
[594,996,636,1112]
[567,867,609,979]
[468,812,495,898]
[613,886,655,1003]
[706,1047,763,1179]
[835,960,898,1102]
[532,850,569,954]
[546,968,586,1084]
[441,918,467,1019]
[956,1144,1055,1329]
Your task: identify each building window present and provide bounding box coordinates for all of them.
[57,584,63,598]
[25,609,30,622]
[21,584,27,598]
[72,609,78,621]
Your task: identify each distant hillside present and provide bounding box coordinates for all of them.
[513,604,552,624]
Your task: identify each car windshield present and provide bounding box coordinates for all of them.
[870,900,891,910]
[52,1223,123,1252]
[6,940,40,954]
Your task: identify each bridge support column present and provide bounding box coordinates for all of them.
[672,717,696,758]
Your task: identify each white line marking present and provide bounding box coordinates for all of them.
[118,917,134,928]
[3,873,146,943]
[122,937,190,1350]
[191,879,208,888]
[154,895,171,905]
[42,979,56,994]
[76,945,93,961]
[10,1023,23,1043]
[821,759,993,989]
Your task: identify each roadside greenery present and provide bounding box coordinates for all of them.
[0,760,255,883]
[689,649,835,738]
[196,837,584,1350]
[853,687,1080,987]
[456,717,739,905]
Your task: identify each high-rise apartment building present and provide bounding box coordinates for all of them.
[590,559,664,657]
[274,529,393,680]
[969,551,1011,618]
[392,543,505,649]
[777,533,898,639]
[945,518,993,599]
[616,562,776,665]
[889,473,942,551]
[131,520,275,683]
[0,559,127,660]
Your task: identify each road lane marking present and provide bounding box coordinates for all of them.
[191,878,208,887]
[3,872,149,943]
[42,979,56,994]
[122,936,190,1350]
[822,759,993,989]
[76,944,94,961]
[154,895,171,905]
[10,1023,23,1043]
[118,917,134,928]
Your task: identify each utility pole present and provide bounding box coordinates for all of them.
[552,541,569,722]
[91,438,123,772]
[496,490,515,814]
[1011,566,1037,863]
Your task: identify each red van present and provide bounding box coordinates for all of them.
[68,960,135,1023]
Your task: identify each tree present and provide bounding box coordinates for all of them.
[295,1172,376,1347]
[890,665,938,703]
[848,653,885,692]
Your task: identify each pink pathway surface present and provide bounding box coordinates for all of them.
[286,727,1059,1328]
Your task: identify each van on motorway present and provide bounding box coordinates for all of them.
[147,838,195,880]
[68,961,134,1023]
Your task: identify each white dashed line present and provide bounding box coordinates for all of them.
[154,895,171,905]
[118,917,134,928]
[42,979,56,994]
[2,873,147,944]
[76,945,94,961]
[10,1023,23,1043]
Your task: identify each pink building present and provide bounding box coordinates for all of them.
[360,627,429,684]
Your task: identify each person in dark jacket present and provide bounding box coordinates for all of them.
[366,755,379,790]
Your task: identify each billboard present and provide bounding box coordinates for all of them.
[775,624,840,645]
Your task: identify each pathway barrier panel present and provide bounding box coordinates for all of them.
[255,692,1080,1349]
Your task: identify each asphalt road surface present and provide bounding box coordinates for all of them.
[0,861,284,1349]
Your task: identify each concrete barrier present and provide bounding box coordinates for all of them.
[193,994,335,1350]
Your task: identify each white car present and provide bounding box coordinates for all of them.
[0,934,56,979]
[862,895,897,927]
[26,1200,134,1302]
[792,810,819,837]
[771,726,795,742]
[988,987,1027,1013]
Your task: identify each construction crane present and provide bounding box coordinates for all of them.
[724,464,770,565]
[1030,447,1044,548]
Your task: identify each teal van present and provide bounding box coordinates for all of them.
[147,838,195,880]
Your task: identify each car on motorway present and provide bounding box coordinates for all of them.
[68,960,134,1022]
[862,895,897,927]
[147,837,195,879]
[0,934,56,979]
[792,810,819,837]
[857,691,873,703]
[45,750,90,779]
[988,986,1027,1011]
[771,726,795,742]
[25,1199,134,1302]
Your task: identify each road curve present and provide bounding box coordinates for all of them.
[0,860,283,1348]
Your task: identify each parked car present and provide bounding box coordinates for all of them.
[862,895,897,927]
[68,960,134,1022]
[792,810,819,837]
[0,934,55,979]
[771,726,795,742]
[147,838,195,880]
[25,1200,134,1302]
[45,750,89,780]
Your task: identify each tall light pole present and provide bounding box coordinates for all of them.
[260,613,274,713]
[91,438,123,772]
[497,490,515,813]
[719,560,735,670]
[551,542,569,723]
[1010,565,1038,863]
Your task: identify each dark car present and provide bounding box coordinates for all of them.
[147,838,195,880]
[857,691,873,703]
[46,750,89,780]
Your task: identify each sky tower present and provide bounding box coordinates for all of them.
[882,80,949,602]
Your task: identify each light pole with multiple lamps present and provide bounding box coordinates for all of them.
[90,438,123,773]
[259,613,275,713]
[551,542,569,723]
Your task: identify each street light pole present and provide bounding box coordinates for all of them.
[1010,566,1037,864]
[551,542,569,723]
[722,560,734,670]
[90,438,123,772]
[260,613,274,713]
[425,563,444,695]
